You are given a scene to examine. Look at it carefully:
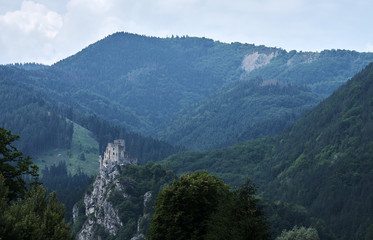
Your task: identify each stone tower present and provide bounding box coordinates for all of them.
[99,139,137,169]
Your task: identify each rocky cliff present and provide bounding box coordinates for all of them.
[72,139,175,240]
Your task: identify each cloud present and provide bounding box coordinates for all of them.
[0,1,63,38]
[0,1,64,64]
[0,0,372,64]
[365,43,373,52]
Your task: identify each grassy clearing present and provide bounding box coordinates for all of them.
[33,122,99,176]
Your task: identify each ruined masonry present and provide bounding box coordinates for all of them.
[76,139,140,240]
[99,139,137,169]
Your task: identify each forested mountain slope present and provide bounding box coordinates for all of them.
[246,49,373,96]
[24,32,373,142]
[0,65,180,174]
[159,78,322,150]
[0,66,73,155]
[163,62,373,239]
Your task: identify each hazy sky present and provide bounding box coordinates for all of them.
[1,0,372,65]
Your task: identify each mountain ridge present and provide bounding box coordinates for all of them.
[0,65,180,174]
[12,32,373,150]
[163,62,373,239]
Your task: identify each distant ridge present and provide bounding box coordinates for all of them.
[3,32,373,150]
[46,32,373,146]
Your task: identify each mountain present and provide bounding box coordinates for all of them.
[3,32,373,239]
[0,64,181,229]
[15,32,373,147]
[159,78,322,150]
[162,62,373,239]
[245,49,373,96]
[0,65,180,175]
[0,66,73,155]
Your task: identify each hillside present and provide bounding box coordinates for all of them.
[163,62,373,239]
[0,65,180,175]
[159,78,321,150]
[18,32,372,144]
[246,49,373,96]
[0,66,73,155]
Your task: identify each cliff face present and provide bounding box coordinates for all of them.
[73,139,175,240]
[76,162,124,239]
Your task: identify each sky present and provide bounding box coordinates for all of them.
[1,0,373,65]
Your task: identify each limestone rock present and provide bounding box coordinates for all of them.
[76,139,137,240]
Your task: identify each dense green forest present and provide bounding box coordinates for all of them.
[2,32,373,239]
[162,62,373,239]
[159,78,321,149]
[7,33,372,148]
[0,64,182,230]
[0,69,73,155]
[0,128,72,239]
[0,65,180,170]
[40,161,92,221]
[73,113,181,164]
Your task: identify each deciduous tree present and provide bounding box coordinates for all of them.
[148,172,271,240]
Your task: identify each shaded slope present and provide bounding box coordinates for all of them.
[51,33,249,134]
[163,62,373,239]
[0,65,180,172]
[159,78,321,150]
[0,66,73,155]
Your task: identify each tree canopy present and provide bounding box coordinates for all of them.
[0,128,72,239]
[148,171,270,240]
[0,127,39,201]
[0,174,72,239]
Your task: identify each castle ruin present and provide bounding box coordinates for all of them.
[99,139,137,169]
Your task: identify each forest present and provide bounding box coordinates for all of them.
[163,62,373,239]
[1,33,373,239]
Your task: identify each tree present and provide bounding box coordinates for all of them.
[148,171,230,240]
[0,174,72,239]
[79,152,86,161]
[366,224,373,240]
[0,128,39,201]
[206,179,271,240]
[275,226,320,240]
[148,172,271,240]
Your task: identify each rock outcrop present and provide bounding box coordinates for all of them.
[74,139,140,240]
[73,139,175,240]
[241,51,278,72]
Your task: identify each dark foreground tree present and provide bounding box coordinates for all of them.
[205,179,271,240]
[0,128,71,239]
[0,174,72,239]
[148,172,270,240]
[366,224,373,240]
[0,128,39,201]
[148,171,230,240]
